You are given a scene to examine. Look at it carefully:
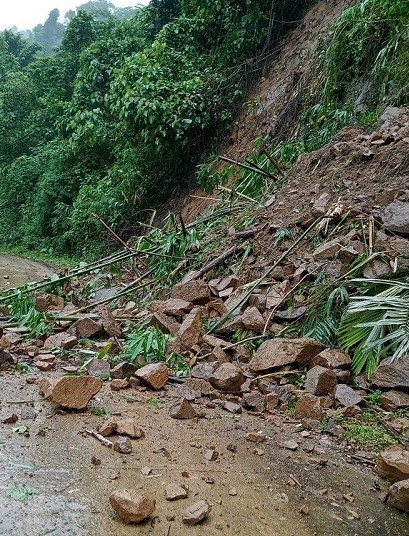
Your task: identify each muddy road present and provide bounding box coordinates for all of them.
[0,255,54,291]
[0,374,407,536]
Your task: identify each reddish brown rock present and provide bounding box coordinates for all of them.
[178,307,204,349]
[115,418,144,439]
[171,280,210,305]
[182,500,210,525]
[99,418,118,437]
[334,384,362,407]
[387,479,409,513]
[208,275,239,295]
[135,363,168,390]
[0,348,14,370]
[149,312,181,335]
[111,379,129,391]
[97,304,122,337]
[380,390,409,411]
[44,332,78,350]
[311,348,351,369]
[150,298,193,318]
[249,338,322,372]
[246,431,266,443]
[305,366,337,395]
[241,307,265,333]
[222,401,242,414]
[377,446,409,482]
[209,363,244,392]
[109,489,155,523]
[215,315,244,334]
[34,359,55,371]
[265,392,279,411]
[312,239,341,260]
[35,292,64,312]
[169,398,197,419]
[43,376,102,409]
[165,483,188,501]
[72,317,102,338]
[295,394,329,420]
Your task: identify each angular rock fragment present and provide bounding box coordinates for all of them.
[371,357,409,389]
[249,338,322,372]
[135,363,168,390]
[377,446,409,482]
[72,317,102,338]
[150,298,193,318]
[148,312,181,335]
[380,200,409,234]
[114,436,133,454]
[334,384,362,407]
[380,390,409,412]
[41,376,102,409]
[241,307,265,333]
[305,366,337,395]
[165,483,188,501]
[44,332,78,350]
[115,418,144,438]
[182,500,210,525]
[110,361,137,380]
[191,362,219,380]
[111,379,129,391]
[242,391,266,412]
[109,489,155,523]
[178,307,204,349]
[311,348,351,369]
[209,363,244,392]
[0,348,14,370]
[387,479,409,513]
[169,398,197,419]
[295,393,330,420]
[171,280,210,305]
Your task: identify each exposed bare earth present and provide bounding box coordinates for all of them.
[0,373,408,536]
[0,255,53,291]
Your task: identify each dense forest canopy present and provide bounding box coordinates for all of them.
[0,0,407,258]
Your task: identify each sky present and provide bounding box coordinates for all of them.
[0,0,149,31]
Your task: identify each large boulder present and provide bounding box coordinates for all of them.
[249,338,322,372]
[371,356,409,390]
[109,489,155,523]
[377,446,409,482]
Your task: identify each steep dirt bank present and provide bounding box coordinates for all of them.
[0,255,54,291]
[1,374,407,536]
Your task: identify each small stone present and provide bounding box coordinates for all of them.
[2,413,18,424]
[377,446,409,482]
[182,500,210,526]
[295,394,327,420]
[246,432,266,443]
[114,436,133,454]
[204,449,218,461]
[99,418,117,437]
[169,398,197,419]
[165,483,188,501]
[20,407,37,420]
[227,443,237,453]
[387,479,409,513]
[73,317,102,338]
[111,379,129,391]
[34,360,55,371]
[265,392,279,411]
[241,307,265,333]
[110,362,137,380]
[312,239,341,260]
[115,418,144,439]
[149,312,181,335]
[191,362,219,380]
[222,401,242,414]
[88,358,111,378]
[311,348,351,369]
[229,487,237,496]
[135,363,169,390]
[283,440,298,451]
[91,455,101,466]
[141,466,152,476]
[109,489,155,523]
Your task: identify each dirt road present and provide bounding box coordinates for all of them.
[0,255,54,291]
[0,374,407,536]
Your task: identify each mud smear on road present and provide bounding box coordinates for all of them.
[0,375,407,536]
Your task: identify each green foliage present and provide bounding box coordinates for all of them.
[5,486,38,502]
[339,277,409,377]
[365,389,383,405]
[0,1,312,256]
[120,323,170,366]
[338,411,398,452]
[8,291,55,338]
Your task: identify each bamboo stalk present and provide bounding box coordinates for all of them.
[218,155,276,179]
[207,217,324,334]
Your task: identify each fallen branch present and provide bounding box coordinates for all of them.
[188,245,240,280]
[85,429,113,448]
[218,155,276,179]
[249,370,302,384]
